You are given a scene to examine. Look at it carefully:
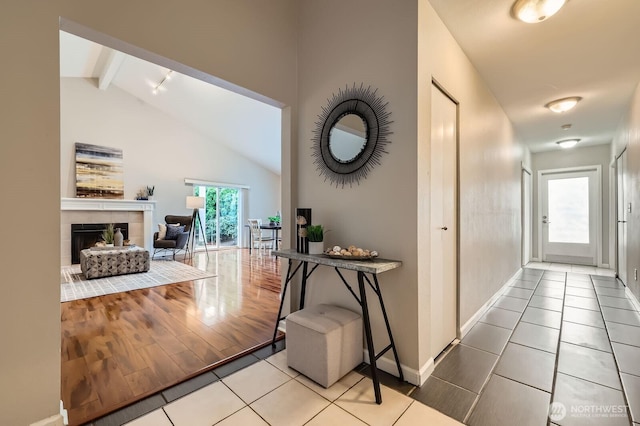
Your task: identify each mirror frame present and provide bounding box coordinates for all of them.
[311,83,392,188]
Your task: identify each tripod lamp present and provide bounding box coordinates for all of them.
[186,196,209,258]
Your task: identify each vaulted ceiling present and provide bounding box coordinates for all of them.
[429,0,640,153]
[60,31,282,175]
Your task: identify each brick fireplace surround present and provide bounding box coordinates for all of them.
[60,198,155,266]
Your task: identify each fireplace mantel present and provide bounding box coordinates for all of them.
[61,198,155,250]
[61,197,156,212]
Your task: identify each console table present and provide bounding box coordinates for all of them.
[271,249,403,404]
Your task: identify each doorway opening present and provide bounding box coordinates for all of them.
[538,166,601,266]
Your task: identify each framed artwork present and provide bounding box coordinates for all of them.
[75,142,124,199]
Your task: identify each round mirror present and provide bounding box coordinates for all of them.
[328,114,368,163]
[311,84,392,188]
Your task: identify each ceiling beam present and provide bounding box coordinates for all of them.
[97,49,125,91]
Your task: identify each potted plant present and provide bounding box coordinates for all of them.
[268,215,281,227]
[306,224,325,254]
[102,223,115,247]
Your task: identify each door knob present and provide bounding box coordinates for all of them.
[441,226,448,230]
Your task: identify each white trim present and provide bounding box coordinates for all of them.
[459,268,523,338]
[537,166,602,266]
[530,257,541,262]
[521,162,532,175]
[184,178,250,190]
[29,415,65,426]
[362,349,427,386]
[626,286,640,313]
[61,198,155,250]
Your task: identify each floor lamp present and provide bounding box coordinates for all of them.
[186,196,209,258]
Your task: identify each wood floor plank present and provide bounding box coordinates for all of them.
[61,249,281,425]
[87,357,135,407]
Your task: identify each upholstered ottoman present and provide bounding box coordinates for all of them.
[287,304,363,388]
[80,247,150,279]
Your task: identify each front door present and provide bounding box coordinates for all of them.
[430,84,458,358]
[540,168,599,265]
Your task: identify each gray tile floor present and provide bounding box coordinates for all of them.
[411,268,640,425]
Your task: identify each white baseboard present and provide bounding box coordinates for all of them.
[362,349,427,386]
[530,257,541,262]
[626,286,640,312]
[600,263,610,268]
[30,414,65,426]
[459,268,523,338]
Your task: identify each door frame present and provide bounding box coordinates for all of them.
[521,164,533,266]
[536,165,602,266]
[615,148,627,283]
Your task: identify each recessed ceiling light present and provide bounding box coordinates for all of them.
[545,96,582,113]
[556,139,580,149]
[512,0,567,23]
[561,124,572,130]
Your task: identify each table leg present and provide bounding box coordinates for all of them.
[272,259,293,346]
[300,261,309,309]
[358,271,382,404]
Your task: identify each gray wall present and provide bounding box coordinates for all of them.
[531,144,611,265]
[612,82,640,300]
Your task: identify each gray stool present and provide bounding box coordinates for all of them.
[286,304,363,388]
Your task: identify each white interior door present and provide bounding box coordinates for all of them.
[540,168,599,265]
[430,85,457,358]
[617,150,628,284]
[522,169,532,266]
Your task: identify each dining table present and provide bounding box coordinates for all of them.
[247,223,281,253]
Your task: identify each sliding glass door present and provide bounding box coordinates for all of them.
[194,186,239,249]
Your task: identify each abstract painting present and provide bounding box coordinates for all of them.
[75,143,124,199]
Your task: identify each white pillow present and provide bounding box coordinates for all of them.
[158,224,167,240]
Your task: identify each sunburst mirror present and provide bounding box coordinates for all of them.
[311,83,392,188]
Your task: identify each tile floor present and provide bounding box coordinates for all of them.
[412,265,640,425]
[88,263,640,425]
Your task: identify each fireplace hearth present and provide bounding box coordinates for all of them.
[71,223,129,264]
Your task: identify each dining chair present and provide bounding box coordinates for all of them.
[248,219,275,254]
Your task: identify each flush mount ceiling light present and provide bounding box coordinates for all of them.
[512,0,566,23]
[556,138,580,149]
[561,124,572,130]
[545,96,582,113]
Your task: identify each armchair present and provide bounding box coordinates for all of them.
[153,215,192,260]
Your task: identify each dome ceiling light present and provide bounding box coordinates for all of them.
[512,0,567,23]
[556,139,580,149]
[545,96,582,113]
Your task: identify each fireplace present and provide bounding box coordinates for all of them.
[71,223,129,264]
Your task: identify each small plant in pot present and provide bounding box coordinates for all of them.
[267,215,281,227]
[306,224,325,254]
[102,223,115,247]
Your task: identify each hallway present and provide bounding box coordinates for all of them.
[413,267,638,425]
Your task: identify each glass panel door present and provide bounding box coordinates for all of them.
[540,169,598,265]
[194,186,239,249]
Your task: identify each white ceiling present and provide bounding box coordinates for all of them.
[428,0,640,153]
[60,31,282,174]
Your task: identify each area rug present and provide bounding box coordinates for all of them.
[60,260,216,302]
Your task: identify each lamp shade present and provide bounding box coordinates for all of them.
[186,196,205,209]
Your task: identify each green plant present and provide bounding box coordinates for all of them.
[102,223,115,244]
[268,215,281,224]
[306,224,324,242]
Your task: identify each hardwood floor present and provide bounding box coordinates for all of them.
[60,249,282,425]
